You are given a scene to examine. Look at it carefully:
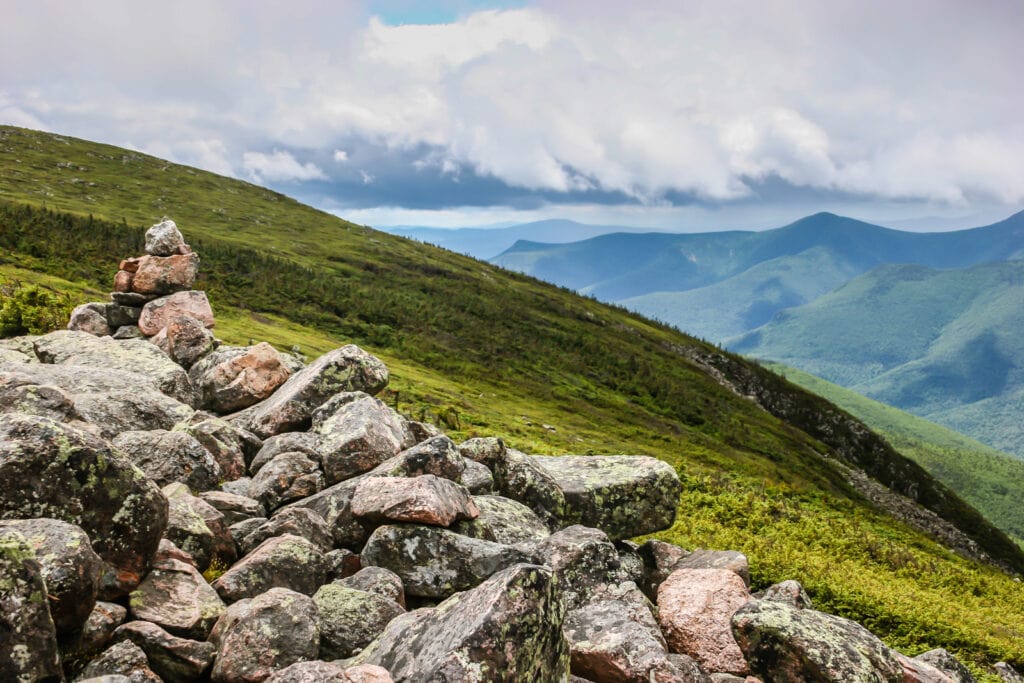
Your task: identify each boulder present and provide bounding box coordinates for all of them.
[179,416,258,482]
[198,490,266,526]
[760,579,813,610]
[77,641,162,683]
[144,219,187,256]
[657,568,750,675]
[459,436,506,471]
[210,588,320,683]
[675,549,750,587]
[493,448,567,529]
[0,518,102,639]
[165,315,216,369]
[517,525,628,611]
[249,451,324,512]
[191,343,291,413]
[452,494,550,545]
[130,252,200,295]
[350,564,569,682]
[325,548,362,582]
[314,393,407,484]
[460,459,494,494]
[0,414,168,597]
[128,554,226,639]
[234,507,333,556]
[240,344,389,438]
[0,530,63,682]
[373,435,466,481]
[527,454,681,540]
[995,663,1024,682]
[0,372,81,424]
[913,649,976,683]
[212,533,327,602]
[138,291,214,336]
[68,302,113,336]
[33,330,194,404]
[162,482,225,572]
[250,431,323,475]
[731,599,904,683]
[338,566,406,608]
[112,621,216,683]
[105,303,142,328]
[314,583,405,659]
[351,474,479,527]
[896,653,960,683]
[267,662,394,683]
[67,601,128,662]
[565,581,678,683]
[361,524,534,598]
[113,429,221,492]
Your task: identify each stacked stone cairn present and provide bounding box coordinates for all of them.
[0,220,1010,682]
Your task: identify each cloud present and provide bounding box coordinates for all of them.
[2,0,1023,219]
[242,150,328,183]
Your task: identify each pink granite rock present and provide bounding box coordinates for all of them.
[131,252,200,295]
[199,342,291,413]
[139,291,215,336]
[351,474,480,527]
[657,567,750,675]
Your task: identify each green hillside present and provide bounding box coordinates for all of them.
[766,362,1024,544]
[733,261,1024,457]
[2,125,1024,673]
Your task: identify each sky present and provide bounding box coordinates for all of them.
[2,0,1023,232]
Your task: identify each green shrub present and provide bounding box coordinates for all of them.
[0,279,72,337]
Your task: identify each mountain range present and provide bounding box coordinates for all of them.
[3,124,1024,668]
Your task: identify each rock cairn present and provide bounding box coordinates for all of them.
[0,220,1010,681]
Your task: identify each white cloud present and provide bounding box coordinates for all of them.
[242,150,327,183]
[2,0,1023,212]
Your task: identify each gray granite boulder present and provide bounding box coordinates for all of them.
[112,620,216,683]
[452,494,550,545]
[517,525,628,611]
[914,649,976,683]
[249,450,324,512]
[338,566,406,608]
[675,548,750,587]
[198,490,265,526]
[0,530,63,682]
[238,344,389,438]
[212,533,327,602]
[460,459,494,494]
[210,587,320,683]
[144,219,186,256]
[165,315,216,369]
[314,583,405,659]
[493,448,567,529]
[250,431,323,475]
[162,482,229,573]
[179,415,261,483]
[314,393,406,484]
[234,507,334,556]
[732,599,903,682]
[361,524,534,599]
[113,429,221,492]
[0,415,168,597]
[349,563,569,682]
[68,302,113,336]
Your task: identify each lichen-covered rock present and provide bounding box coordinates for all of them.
[191,343,291,413]
[113,429,221,492]
[361,524,534,598]
[460,459,494,494]
[0,363,194,439]
[731,599,903,683]
[129,554,226,639]
[338,566,405,608]
[162,482,224,572]
[210,587,320,683]
[0,530,63,682]
[995,662,1024,682]
[325,548,362,582]
[145,219,187,256]
[528,454,681,540]
[179,416,258,482]
[112,620,216,683]
[250,431,323,475]
[896,652,960,683]
[138,290,214,336]
[249,451,324,512]
[760,580,813,610]
[266,661,394,683]
[314,583,405,659]
[234,507,334,556]
[314,393,407,484]
[212,533,328,602]
[517,525,628,611]
[69,302,113,336]
[351,474,479,527]
[198,490,266,526]
[373,435,466,481]
[0,373,81,426]
[459,436,506,471]
[0,518,102,640]
[66,601,128,664]
[913,649,976,683]
[658,568,750,675]
[0,415,168,597]
[493,448,567,529]
[452,494,550,545]
[77,641,162,683]
[237,344,389,437]
[33,330,195,405]
[675,549,750,588]
[350,563,569,681]
[165,315,216,369]
[130,253,200,296]
[565,581,678,683]
[105,303,142,329]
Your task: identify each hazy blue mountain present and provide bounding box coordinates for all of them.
[731,260,1024,457]
[386,219,661,260]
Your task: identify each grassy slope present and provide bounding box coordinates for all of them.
[731,261,1024,457]
[1,125,1023,673]
[766,361,1024,544]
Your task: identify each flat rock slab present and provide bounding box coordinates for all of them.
[349,564,569,682]
[351,474,479,526]
[361,524,534,598]
[530,454,682,540]
[732,599,904,683]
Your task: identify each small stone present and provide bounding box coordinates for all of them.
[760,579,813,610]
[68,302,113,336]
[913,649,976,683]
[460,458,495,494]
